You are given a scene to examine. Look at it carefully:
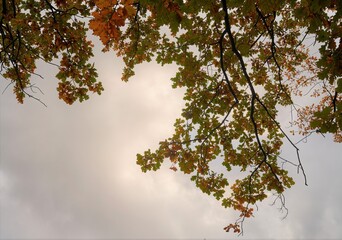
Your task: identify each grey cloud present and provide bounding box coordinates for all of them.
[1,49,342,239]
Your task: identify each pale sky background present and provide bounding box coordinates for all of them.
[1,37,342,239]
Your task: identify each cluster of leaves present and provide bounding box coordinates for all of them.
[127,0,341,233]
[0,0,103,104]
[127,0,342,232]
[288,0,342,142]
[1,0,341,234]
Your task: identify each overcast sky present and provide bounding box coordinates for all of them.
[1,39,342,239]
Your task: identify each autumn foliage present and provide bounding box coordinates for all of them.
[1,0,341,234]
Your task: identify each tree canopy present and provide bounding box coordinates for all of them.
[1,0,341,234]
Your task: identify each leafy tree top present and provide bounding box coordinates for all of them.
[1,0,341,234]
